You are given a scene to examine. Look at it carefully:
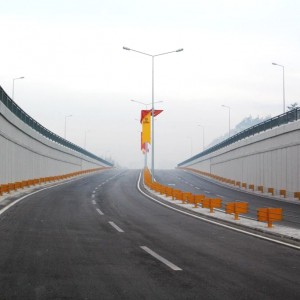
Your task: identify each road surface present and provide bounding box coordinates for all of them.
[0,169,299,299]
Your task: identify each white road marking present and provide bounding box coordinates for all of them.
[91,195,95,198]
[204,191,210,194]
[137,172,300,251]
[140,246,182,271]
[96,208,104,215]
[195,187,200,190]
[108,221,124,232]
[216,194,223,198]
[92,200,96,205]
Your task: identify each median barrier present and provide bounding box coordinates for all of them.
[258,185,264,193]
[280,189,286,198]
[249,184,254,191]
[225,202,249,220]
[181,192,193,204]
[193,195,205,208]
[165,187,173,197]
[202,198,222,213]
[257,207,283,228]
[268,188,274,196]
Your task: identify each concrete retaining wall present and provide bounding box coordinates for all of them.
[0,100,111,184]
[179,121,300,196]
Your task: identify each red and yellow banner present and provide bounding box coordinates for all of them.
[140,109,163,151]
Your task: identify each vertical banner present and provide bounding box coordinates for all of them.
[142,111,151,144]
[140,109,163,152]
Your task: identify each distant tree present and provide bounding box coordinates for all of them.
[206,115,271,149]
[287,102,299,111]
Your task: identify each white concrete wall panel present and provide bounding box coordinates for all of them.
[181,120,300,195]
[0,101,109,184]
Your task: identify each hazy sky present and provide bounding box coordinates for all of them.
[1,0,299,168]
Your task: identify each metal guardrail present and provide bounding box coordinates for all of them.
[0,85,113,167]
[178,108,300,167]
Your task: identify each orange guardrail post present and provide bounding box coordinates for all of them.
[258,185,264,193]
[172,189,181,200]
[226,202,249,220]
[294,192,300,200]
[249,184,254,191]
[280,189,286,198]
[174,190,183,201]
[202,198,222,213]
[165,187,173,197]
[182,192,193,204]
[257,207,283,228]
[193,194,205,208]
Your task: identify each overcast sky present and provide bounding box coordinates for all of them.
[1,0,299,168]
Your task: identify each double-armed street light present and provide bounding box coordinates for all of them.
[12,76,25,100]
[272,62,285,113]
[124,46,183,181]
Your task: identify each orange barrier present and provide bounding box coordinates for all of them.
[258,186,264,193]
[174,190,183,201]
[242,183,247,189]
[181,192,193,204]
[257,207,283,228]
[193,194,205,208]
[172,189,182,200]
[249,184,254,191]
[202,198,222,213]
[280,189,286,198]
[165,187,173,197]
[294,192,300,200]
[225,202,248,220]
[268,188,274,195]
[0,167,107,197]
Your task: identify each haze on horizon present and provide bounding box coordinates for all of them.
[1,0,299,169]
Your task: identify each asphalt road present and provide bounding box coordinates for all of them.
[154,169,300,228]
[0,169,299,299]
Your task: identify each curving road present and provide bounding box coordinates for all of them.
[154,169,300,229]
[0,169,299,299]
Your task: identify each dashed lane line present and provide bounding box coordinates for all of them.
[140,246,182,271]
[96,208,104,216]
[108,221,124,233]
[92,200,96,205]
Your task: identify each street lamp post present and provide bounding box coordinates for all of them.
[222,105,231,138]
[124,46,183,181]
[130,99,164,169]
[272,62,285,113]
[64,115,72,139]
[187,137,193,157]
[12,76,25,100]
[130,99,163,110]
[198,125,205,151]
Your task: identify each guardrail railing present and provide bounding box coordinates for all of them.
[0,85,113,167]
[178,108,300,167]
